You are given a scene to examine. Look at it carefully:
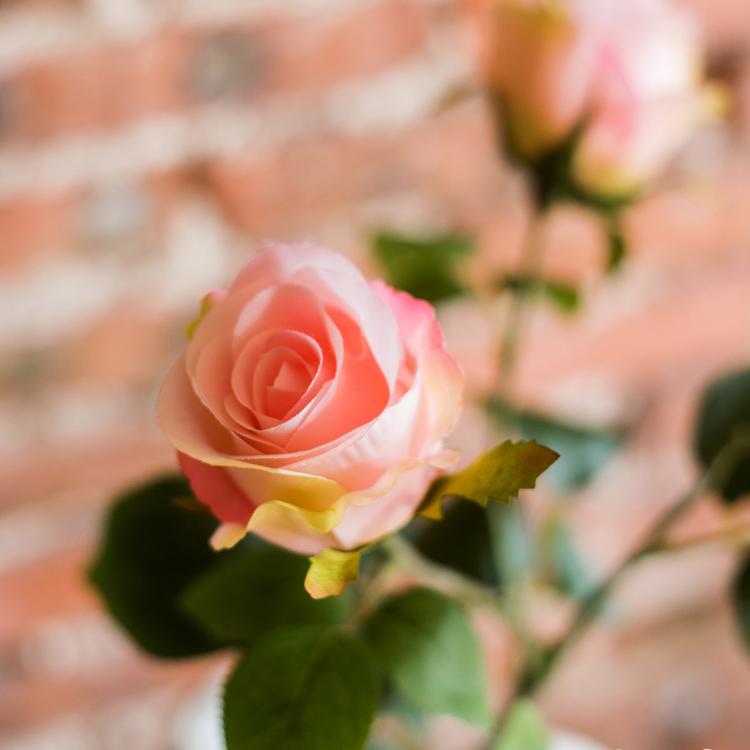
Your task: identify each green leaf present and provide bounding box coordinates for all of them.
[88,475,221,658]
[492,700,549,750]
[223,628,379,750]
[695,368,750,503]
[732,555,750,653]
[181,546,349,644]
[498,274,580,315]
[305,547,364,599]
[420,440,559,519]
[487,399,624,492]
[372,231,473,304]
[362,587,489,725]
[411,501,500,587]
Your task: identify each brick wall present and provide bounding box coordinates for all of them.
[1,1,750,748]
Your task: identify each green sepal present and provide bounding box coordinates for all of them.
[305,547,365,599]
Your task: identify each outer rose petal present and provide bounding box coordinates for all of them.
[372,281,464,444]
[178,452,253,525]
[242,459,450,555]
[331,463,437,550]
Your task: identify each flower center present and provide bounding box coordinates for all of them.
[264,355,312,419]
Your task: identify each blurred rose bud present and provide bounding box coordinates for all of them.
[468,0,721,201]
[159,243,463,555]
[470,0,600,159]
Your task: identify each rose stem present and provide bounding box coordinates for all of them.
[481,432,750,749]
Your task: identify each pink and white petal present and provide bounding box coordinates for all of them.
[285,372,425,489]
[332,463,437,550]
[418,346,465,447]
[231,244,403,390]
[191,334,256,434]
[159,358,351,518]
[159,356,244,465]
[371,281,444,358]
[247,306,343,446]
[178,453,254,526]
[284,346,389,454]
[229,242,358,294]
[291,265,403,389]
[232,283,332,349]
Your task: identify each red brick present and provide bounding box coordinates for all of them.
[0,547,97,647]
[266,0,430,94]
[209,109,497,235]
[0,193,77,277]
[1,1,430,145]
[8,33,188,143]
[0,2,749,747]
[66,302,174,388]
[0,433,173,514]
[679,0,750,51]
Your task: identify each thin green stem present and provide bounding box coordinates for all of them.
[382,535,503,611]
[482,433,750,749]
[660,521,750,555]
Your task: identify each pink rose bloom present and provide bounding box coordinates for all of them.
[158,244,463,556]
[471,0,719,199]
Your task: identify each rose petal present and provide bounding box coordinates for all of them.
[230,243,403,390]
[178,452,254,525]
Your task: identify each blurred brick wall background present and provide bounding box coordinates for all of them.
[1,1,750,749]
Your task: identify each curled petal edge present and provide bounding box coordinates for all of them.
[209,449,459,554]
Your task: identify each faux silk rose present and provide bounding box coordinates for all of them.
[158,244,463,556]
[470,0,718,199]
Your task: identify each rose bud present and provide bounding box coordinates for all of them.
[158,244,463,556]
[469,0,722,201]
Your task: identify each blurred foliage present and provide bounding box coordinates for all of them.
[694,367,750,503]
[182,546,350,643]
[362,587,489,726]
[88,475,222,658]
[492,700,549,750]
[89,434,561,748]
[224,627,379,750]
[372,231,473,304]
[498,274,580,315]
[411,501,500,588]
[605,217,626,272]
[412,493,592,603]
[487,399,625,492]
